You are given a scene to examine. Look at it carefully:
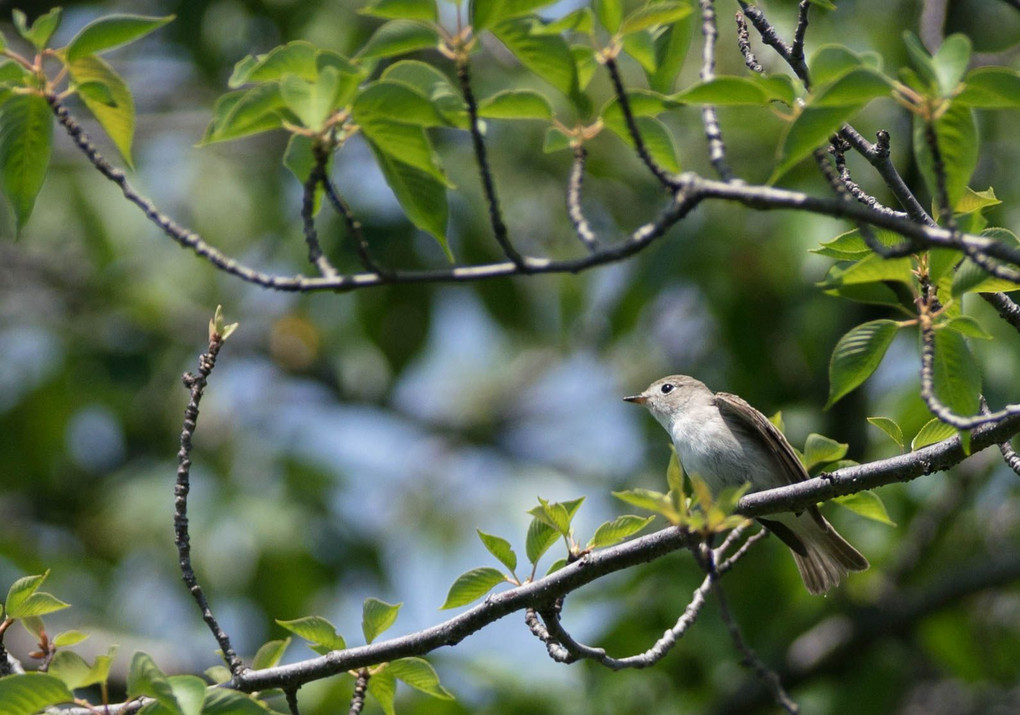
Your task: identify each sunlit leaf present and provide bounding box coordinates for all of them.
[64,14,174,62]
[275,615,346,653]
[356,20,439,60]
[0,673,74,712]
[929,327,980,417]
[833,490,896,525]
[867,416,904,447]
[826,319,901,408]
[440,567,507,609]
[68,55,135,166]
[587,515,655,549]
[387,657,454,699]
[911,417,956,450]
[360,0,438,22]
[0,93,53,232]
[803,433,849,471]
[362,597,401,644]
[913,102,977,210]
[476,529,517,573]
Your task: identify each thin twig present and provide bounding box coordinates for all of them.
[980,292,1020,332]
[348,669,370,715]
[829,138,908,219]
[285,687,301,715]
[925,123,1020,281]
[697,0,736,181]
[841,129,935,226]
[702,546,799,714]
[300,145,339,278]
[717,527,769,574]
[735,13,764,74]
[603,56,679,189]
[917,316,1019,430]
[176,331,244,674]
[790,1,811,75]
[814,149,916,257]
[567,145,599,252]
[456,59,526,268]
[321,174,390,276]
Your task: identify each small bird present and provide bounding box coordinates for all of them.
[625,375,868,595]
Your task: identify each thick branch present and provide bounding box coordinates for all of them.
[737,413,1020,517]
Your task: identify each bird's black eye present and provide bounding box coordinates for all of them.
[660,383,674,394]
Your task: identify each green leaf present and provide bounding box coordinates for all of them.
[362,597,401,644]
[525,516,559,565]
[867,416,904,447]
[200,84,286,145]
[770,105,859,183]
[167,675,206,715]
[822,280,911,309]
[612,488,674,514]
[52,629,90,648]
[903,31,940,93]
[833,490,896,526]
[473,0,560,32]
[911,417,957,450]
[387,657,454,699]
[356,20,439,60]
[535,8,594,36]
[950,228,1020,295]
[546,557,568,575]
[809,45,866,87]
[930,327,980,417]
[75,80,117,107]
[942,316,992,340]
[67,55,135,166]
[527,498,571,535]
[64,14,174,62]
[365,138,450,255]
[0,93,53,232]
[275,615,346,653]
[955,67,1020,108]
[356,115,448,183]
[367,668,397,715]
[50,650,115,691]
[0,60,29,86]
[251,638,290,670]
[13,8,62,51]
[476,529,517,572]
[4,570,69,618]
[602,114,680,173]
[280,66,342,129]
[955,187,1000,215]
[913,102,978,210]
[811,228,911,260]
[233,41,361,85]
[822,254,915,287]
[440,567,507,609]
[542,126,572,153]
[672,75,796,106]
[126,652,176,707]
[478,89,553,120]
[803,433,849,471]
[811,67,891,107]
[595,0,624,33]
[620,2,692,36]
[354,79,449,127]
[587,515,656,549]
[360,0,438,22]
[381,61,467,127]
[666,445,686,513]
[490,18,578,99]
[826,319,901,408]
[931,33,971,97]
[649,13,694,92]
[0,673,74,712]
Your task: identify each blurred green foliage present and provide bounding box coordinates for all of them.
[0,1,1017,713]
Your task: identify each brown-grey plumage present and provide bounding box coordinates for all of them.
[625,375,869,595]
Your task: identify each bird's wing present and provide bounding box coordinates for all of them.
[714,391,827,527]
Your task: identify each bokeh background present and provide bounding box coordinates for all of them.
[1,0,1018,712]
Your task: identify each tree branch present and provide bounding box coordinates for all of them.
[176,329,244,674]
[697,0,736,181]
[737,413,1020,517]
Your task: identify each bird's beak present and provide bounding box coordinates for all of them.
[623,393,647,405]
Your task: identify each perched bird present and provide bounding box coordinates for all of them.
[625,375,868,595]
